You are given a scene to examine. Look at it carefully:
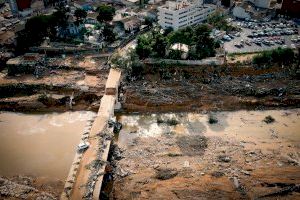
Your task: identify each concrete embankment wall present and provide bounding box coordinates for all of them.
[144,57,224,66]
[61,68,121,200]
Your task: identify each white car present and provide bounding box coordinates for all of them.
[78,141,90,152]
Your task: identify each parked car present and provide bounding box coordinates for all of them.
[78,141,90,152]
[223,35,231,41]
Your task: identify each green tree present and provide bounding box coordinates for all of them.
[25,15,55,38]
[136,34,153,59]
[221,0,231,7]
[167,26,193,46]
[192,24,216,59]
[74,8,87,23]
[52,8,68,28]
[207,11,236,32]
[111,52,129,69]
[96,4,116,23]
[144,16,154,26]
[163,27,173,36]
[111,49,143,78]
[168,50,182,60]
[152,33,167,58]
[102,24,115,43]
[16,14,57,52]
[253,47,295,66]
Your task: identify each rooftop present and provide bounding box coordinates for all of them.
[161,0,193,11]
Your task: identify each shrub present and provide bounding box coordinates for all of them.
[157,117,164,124]
[263,115,275,124]
[38,94,48,102]
[168,49,182,60]
[252,47,295,66]
[208,115,218,124]
[166,118,179,126]
[156,117,179,126]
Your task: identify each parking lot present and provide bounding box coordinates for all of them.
[223,20,300,54]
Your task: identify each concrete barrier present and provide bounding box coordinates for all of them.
[144,57,224,66]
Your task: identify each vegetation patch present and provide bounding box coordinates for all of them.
[157,117,179,126]
[208,115,218,124]
[263,115,275,124]
[252,48,295,67]
[135,24,218,60]
[207,11,238,33]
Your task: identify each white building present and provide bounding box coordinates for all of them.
[158,0,216,30]
[245,0,271,9]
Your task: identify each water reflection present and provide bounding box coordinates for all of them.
[117,109,300,147]
[0,111,96,180]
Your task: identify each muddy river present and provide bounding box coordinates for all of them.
[0,111,96,181]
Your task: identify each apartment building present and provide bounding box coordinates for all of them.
[158,0,216,30]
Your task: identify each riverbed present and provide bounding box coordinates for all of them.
[113,109,300,199]
[117,109,300,147]
[0,111,96,181]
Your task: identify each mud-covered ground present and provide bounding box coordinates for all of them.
[109,109,300,200]
[121,63,300,113]
[0,175,63,200]
[0,55,109,112]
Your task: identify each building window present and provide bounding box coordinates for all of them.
[179,11,188,15]
[179,15,188,19]
[179,19,188,24]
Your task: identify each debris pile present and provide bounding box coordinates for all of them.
[0,177,56,200]
[155,168,178,180]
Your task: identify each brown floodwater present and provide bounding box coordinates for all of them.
[117,109,300,148]
[0,111,96,181]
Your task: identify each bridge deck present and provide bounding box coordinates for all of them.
[61,69,121,200]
